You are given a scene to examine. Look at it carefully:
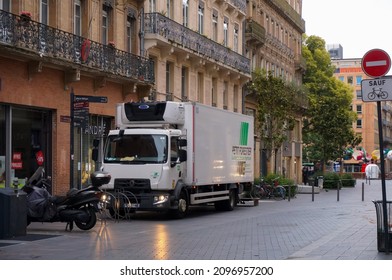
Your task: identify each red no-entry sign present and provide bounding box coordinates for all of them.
[362,49,391,78]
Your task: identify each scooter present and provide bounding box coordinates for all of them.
[22,167,111,231]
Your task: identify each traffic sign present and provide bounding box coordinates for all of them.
[362,49,391,78]
[361,76,392,102]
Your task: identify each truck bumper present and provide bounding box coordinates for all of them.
[120,192,175,212]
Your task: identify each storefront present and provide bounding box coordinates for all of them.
[0,105,52,190]
[72,115,112,189]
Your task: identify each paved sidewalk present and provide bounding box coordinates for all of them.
[1,179,392,260]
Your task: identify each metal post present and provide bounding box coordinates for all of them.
[362,182,365,202]
[337,181,340,202]
[377,100,389,253]
[288,185,291,202]
[70,89,74,189]
[312,184,314,202]
[5,106,12,189]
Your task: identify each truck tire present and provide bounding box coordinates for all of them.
[215,189,236,211]
[169,190,188,219]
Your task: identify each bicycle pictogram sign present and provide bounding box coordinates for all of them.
[361,77,392,102]
[367,88,388,100]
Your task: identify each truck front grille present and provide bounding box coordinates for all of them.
[114,178,151,194]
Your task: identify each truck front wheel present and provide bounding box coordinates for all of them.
[169,190,188,219]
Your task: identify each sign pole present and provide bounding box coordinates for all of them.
[70,89,74,190]
[377,100,389,253]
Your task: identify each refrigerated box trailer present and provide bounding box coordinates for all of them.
[100,101,254,217]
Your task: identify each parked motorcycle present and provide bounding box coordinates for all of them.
[22,168,111,231]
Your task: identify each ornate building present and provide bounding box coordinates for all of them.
[0,0,306,195]
[245,0,306,182]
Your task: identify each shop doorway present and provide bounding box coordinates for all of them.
[73,115,112,188]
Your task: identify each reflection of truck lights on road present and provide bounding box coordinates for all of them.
[154,224,169,260]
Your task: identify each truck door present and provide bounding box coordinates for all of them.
[169,136,183,183]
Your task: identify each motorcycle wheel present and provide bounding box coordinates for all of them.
[75,206,97,230]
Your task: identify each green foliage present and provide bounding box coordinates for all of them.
[302,36,358,168]
[248,69,304,153]
[322,172,340,189]
[340,173,356,187]
[321,172,356,189]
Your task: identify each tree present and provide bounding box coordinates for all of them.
[302,35,357,170]
[248,69,301,173]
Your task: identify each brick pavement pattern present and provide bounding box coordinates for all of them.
[1,179,392,260]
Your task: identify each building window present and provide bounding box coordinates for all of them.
[233,24,239,52]
[356,90,362,99]
[347,76,353,84]
[149,0,156,13]
[183,0,189,27]
[198,2,204,34]
[102,7,109,44]
[181,67,188,101]
[74,0,82,36]
[40,0,49,24]
[166,62,173,100]
[223,17,228,47]
[212,9,218,41]
[356,75,362,85]
[0,0,11,11]
[126,11,136,53]
[356,104,362,113]
[223,81,228,109]
[167,0,174,19]
[197,72,204,103]
[212,78,217,107]
[233,85,238,112]
[356,119,362,128]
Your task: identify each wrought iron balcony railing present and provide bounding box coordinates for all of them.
[266,0,305,32]
[0,10,154,83]
[144,13,250,75]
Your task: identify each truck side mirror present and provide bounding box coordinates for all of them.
[178,149,187,162]
[92,148,98,162]
[92,139,99,162]
[93,139,100,148]
[178,139,187,147]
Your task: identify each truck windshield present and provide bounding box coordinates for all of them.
[104,134,167,164]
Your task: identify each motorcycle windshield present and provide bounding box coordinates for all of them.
[104,134,168,164]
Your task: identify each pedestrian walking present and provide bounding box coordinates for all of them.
[365,159,380,180]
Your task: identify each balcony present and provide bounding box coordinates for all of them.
[265,0,305,33]
[144,13,250,75]
[0,10,154,84]
[245,19,266,48]
[295,55,307,72]
[213,0,247,15]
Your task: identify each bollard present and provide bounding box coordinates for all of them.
[337,181,340,202]
[312,184,314,202]
[362,182,365,201]
[288,185,291,202]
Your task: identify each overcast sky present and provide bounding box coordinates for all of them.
[302,0,392,59]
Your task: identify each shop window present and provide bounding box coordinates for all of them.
[0,106,52,190]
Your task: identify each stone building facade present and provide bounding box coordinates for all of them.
[0,0,306,195]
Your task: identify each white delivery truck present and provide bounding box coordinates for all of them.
[100,101,254,218]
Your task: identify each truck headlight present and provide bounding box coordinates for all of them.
[153,195,169,205]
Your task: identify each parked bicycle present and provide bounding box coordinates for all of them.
[253,177,286,200]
